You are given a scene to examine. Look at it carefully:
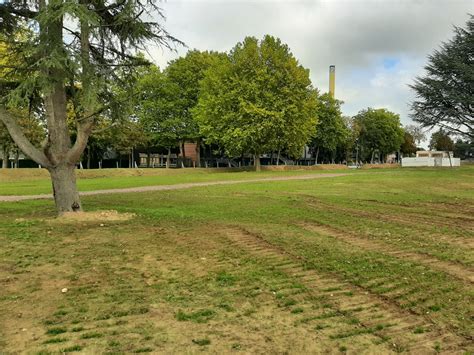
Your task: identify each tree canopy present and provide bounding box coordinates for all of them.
[165,50,225,144]
[429,129,455,151]
[194,35,318,169]
[400,130,417,157]
[410,15,473,140]
[353,108,404,163]
[135,66,185,154]
[0,0,180,213]
[404,124,426,147]
[310,93,349,163]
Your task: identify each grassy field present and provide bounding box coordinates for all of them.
[0,166,473,353]
[0,166,348,196]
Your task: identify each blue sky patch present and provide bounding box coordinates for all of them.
[383,58,400,70]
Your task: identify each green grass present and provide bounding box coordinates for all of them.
[175,309,216,323]
[0,166,350,195]
[0,166,472,353]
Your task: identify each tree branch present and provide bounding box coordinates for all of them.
[0,108,51,167]
[0,4,38,19]
[66,120,94,164]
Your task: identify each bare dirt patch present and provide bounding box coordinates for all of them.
[0,262,74,352]
[361,164,400,169]
[262,164,348,171]
[46,210,135,223]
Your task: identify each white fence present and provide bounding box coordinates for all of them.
[401,157,460,167]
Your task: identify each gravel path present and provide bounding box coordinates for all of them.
[0,173,348,202]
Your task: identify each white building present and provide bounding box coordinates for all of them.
[401,151,460,167]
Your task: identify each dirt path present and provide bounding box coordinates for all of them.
[223,227,470,353]
[0,173,347,202]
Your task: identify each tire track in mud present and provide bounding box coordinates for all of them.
[357,204,474,232]
[223,227,470,353]
[303,198,474,250]
[299,222,474,285]
[362,200,474,218]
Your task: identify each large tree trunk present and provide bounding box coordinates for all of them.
[86,146,91,169]
[181,141,186,159]
[1,145,8,169]
[254,153,261,172]
[146,151,151,168]
[180,141,186,168]
[49,164,81,213]
[166,148,171,169]
[0,2,97,214]
[195,138,201,168]
[14,149,19,168]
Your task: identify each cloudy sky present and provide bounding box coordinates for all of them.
[147,0,472,127]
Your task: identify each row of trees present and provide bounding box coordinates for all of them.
[0,1,471,214]
[78,36,413,169]
[1,35,451,170]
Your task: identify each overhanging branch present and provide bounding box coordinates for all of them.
[0,107,51,167]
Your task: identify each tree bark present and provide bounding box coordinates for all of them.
[195,138,201,168]
[370,150,375,164]
[14,149,19,168]
[276,150,281,166]
[181,141,186,159]
[48,164,81,214]
[254,153,261,172]
[0,108,51,167]
[1,145,8,169]
[86,146,91,169]
[315,147,319,164]
[166,148,171,169]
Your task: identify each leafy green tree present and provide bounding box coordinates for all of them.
[410,15,473,140]
[194,35,318,170]
[310,93,349,163]
[166,50,225,166]
[429,130,455,151]
[353,108,404,163]
[454,139,473,159]
[81,117,115,169]
[109,119,149,168]
[400,130,417,157]
[0,1,180,213]
[134,66,185,168]
[0,32,45,168]
[404,124,426,147]
[1,110,45,168]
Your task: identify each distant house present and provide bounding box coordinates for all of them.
[401,151,460,167]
